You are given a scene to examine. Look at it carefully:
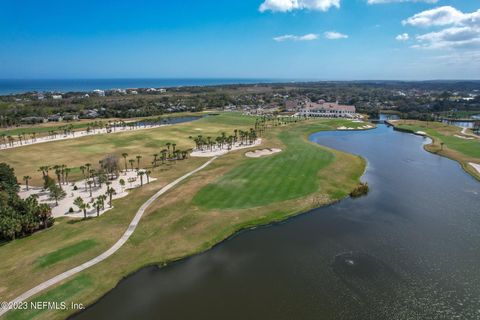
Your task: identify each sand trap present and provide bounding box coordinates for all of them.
[469,163,480,175]
[245,148,282,158]
[19,169,156,218]
[415,131,427,136]
[191,139,262,157]
[454,134,475,140]
[337,124,374,130]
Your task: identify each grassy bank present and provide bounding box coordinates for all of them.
[390,120,480,180]
[0,114,367,320]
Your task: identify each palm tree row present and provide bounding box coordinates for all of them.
[189,128,258,152]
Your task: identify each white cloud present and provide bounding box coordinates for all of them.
[259,0,340,12]
[415,27,480,49]
[273,33,319,41]
[324,31,348,39]
[403,6,480,49]
[396,33,410,41]
[368,0,438,4]
[402,6,467,27]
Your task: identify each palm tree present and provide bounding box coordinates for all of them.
[87,180,93,197]
[119,179,125,191]
[53,165,62,188]
[37,203,51,229]
[122,153,129,173]
[129,159,135,171]
[138,171,145,186]
[136,155,142,170]
[152,154,159,167]
[85,163,92,178]
[145,170,151,184]
[106,187,116,207]
[65,168,71,185]
[79,165,86,179]
[48,184,66,206]
[74,197,90,219]
[93,199,102,217]
[23,176,32,191]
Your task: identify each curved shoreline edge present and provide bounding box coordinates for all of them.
[0,157,218,318]
[67,127,369,319]
[386,120,480,181]
[2,124,368,320]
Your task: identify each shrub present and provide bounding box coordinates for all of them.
[350,182,369,198]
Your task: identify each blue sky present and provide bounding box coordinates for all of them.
[0,0,478,80]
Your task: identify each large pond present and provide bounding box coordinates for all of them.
[73,125,480,320]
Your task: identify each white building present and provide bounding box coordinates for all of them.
[93,89,105,97]
[298,100,356,118]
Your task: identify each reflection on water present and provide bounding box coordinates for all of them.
[73,125,480,320]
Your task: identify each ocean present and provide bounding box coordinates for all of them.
[0,78,285,95]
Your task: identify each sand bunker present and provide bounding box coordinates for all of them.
[469,163,480,175]
[454,134,475,140]
[415,131,427,136]
[245,148,282,158]
[337,125,374,130]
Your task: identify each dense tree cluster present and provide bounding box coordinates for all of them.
[0,163,53,241]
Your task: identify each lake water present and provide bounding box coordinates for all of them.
[73,125,480,320]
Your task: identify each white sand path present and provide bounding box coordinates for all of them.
[0,157,217,318]
[461,127,480,139]
[19,170,156,218]
[0,122,173,151]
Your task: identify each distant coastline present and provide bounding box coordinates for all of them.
[0,78,290,96]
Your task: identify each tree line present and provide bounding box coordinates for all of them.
[0,163,53,241]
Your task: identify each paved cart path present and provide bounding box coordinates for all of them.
[0,157,217,317]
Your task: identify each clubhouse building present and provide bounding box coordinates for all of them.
[298,100,356,118]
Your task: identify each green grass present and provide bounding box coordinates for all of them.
[193,129,334,209]
[4,274,92,320]
[393,120,480,180]
[34,240,98,269]
[0,114,367,320]
[397,124,480,158]
[0,112,257,186]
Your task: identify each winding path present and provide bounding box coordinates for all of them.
[0,157,217,317]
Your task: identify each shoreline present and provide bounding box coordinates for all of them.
[68,130,368,319]
[1,120,369,320]
[387,120,480,181]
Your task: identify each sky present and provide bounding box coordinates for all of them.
[0,0,479,80]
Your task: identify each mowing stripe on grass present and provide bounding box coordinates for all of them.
[193,128,334,210]
[35,240,98,269]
